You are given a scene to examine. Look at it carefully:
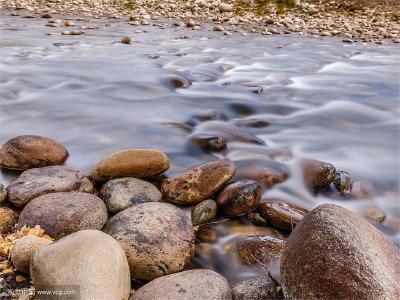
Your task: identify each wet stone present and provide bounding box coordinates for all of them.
[191,199,217,226]
[18,192,108,239]
[0,135,68,170]
[236,235,286,265]
[259,200,309,232]
[363,207,386,224]
[351,180,375,199]
[121,35,132,44]
[246,211,268,226]
[100,177,161,214]
[6,166,93,208]
[161,158,236,205]
[104,202,195,281]
[196,226,218,243]
[238,167,288,188]
[333,171,353,196]
[187,133,227,152]
[166,74,191,89]
[302,159,336,192]
[216,180,261,217]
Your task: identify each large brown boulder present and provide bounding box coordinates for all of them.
[104,202,195,281]
[0,135,68,170]
[281,204,400,300]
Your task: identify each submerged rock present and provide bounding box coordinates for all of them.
[104,202,195,281]
[191,199,217,226]
[246,211,269,226]
[363,207,386,224]
[18,192,107,239]
[187,133,227,152]
[31,230,131,300]
[131,269,231,300]
[90,149,170,183]
[196,226,218,243]
[232,276,283,300]
[0,135,68,170]
[259,200,309,232]
[0,206,18,234]
[281,204,400,299]
[236,235,286,266]
[238,167,287,188]
[6,166,93,208]
[11,235,52,274]
[302,159,336,192]
[121,35,132,44]
[161,158,236,205]
[216,180,261,216]
[333,171,353,196]
[100,177,161,214]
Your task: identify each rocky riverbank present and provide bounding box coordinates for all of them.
[0,135,399,299]
[0,0,399,43]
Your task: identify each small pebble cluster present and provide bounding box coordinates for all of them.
[0,134,399,299]
[0,0,399,43]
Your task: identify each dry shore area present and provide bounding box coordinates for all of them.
[0,0,399,44]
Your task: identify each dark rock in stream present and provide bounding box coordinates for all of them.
[187,133,227,152]
[191,199,217,226]
[259,200,309,232]
[0,135,69,170]
[246,211,269,226]
[236,235,286,266]
[333,171,353,196]
[281,204,400,300]
[216,180,261,217]
[301,159,336,192]
[161,158,236,205]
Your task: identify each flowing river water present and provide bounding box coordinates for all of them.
[0,13,399,284]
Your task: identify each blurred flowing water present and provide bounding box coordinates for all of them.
[1,14,399,284]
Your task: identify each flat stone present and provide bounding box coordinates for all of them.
[90,149,169,183]
[0,135,68,170]
[18,192,108,239]
[6,166,93,208]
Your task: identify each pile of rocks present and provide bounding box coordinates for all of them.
[1,0,399,43]
[0,134,399,299]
